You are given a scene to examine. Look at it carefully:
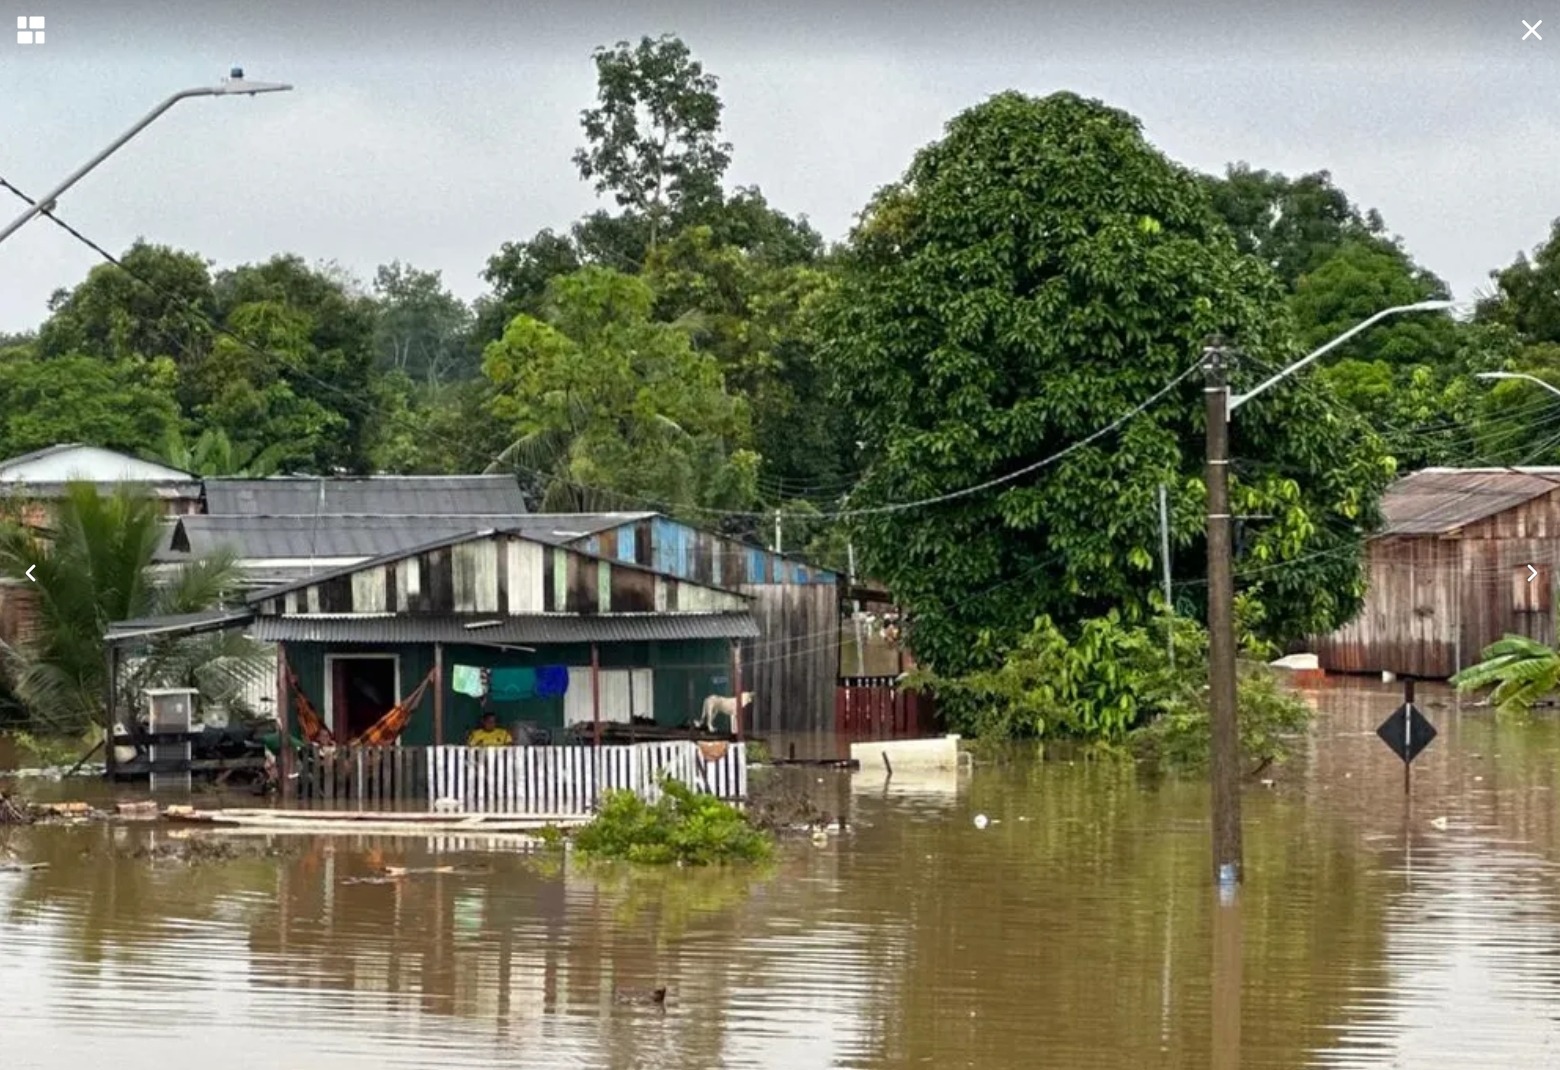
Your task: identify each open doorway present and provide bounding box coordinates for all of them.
[326,655,400,741]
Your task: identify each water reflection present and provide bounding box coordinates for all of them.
[7,682,1560,1067]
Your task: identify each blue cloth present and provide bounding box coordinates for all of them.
[535,665,569,698]
[488,667,537,702]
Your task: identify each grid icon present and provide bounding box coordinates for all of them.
[16,15,43,45]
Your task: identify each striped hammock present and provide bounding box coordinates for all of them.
[351,670,434,747]
[288,668,433,748]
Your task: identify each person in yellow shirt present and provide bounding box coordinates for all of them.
[466,711,514,747]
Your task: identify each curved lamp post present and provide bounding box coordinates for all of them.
[0,69,292,248]
[1476,371,1560,400]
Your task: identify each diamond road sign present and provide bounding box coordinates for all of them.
[1376,703,1437,765]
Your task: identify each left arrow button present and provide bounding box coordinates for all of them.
[24,565,35,582]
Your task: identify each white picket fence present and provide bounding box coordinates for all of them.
[424,740,748,815]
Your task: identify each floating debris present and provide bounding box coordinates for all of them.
[973,814,990,830]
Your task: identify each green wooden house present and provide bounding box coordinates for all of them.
[243,527,759,746]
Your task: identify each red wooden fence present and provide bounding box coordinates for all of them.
[834,676,938,741]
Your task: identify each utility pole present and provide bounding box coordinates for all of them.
[1204,338,1242,887]
[774,510,783,554]
[848,539,866,677]
[1158,482,1174,668]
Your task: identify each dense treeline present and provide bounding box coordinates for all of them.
[7,33,1560,739]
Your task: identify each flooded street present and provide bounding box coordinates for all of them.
[6,679,1560,1068]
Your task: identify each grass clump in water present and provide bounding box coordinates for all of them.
[572,777,772,866]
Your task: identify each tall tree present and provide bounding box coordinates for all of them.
[371,261,475,384]
[35,242,216,365]
[572,34,732,253]
[482,266,757,515]
[0,352,180,459]
[1201,165,1386,289]
[209,255,381,472]
[474,229,583,346]
[825,91,1394,677]
[642,226,852,500]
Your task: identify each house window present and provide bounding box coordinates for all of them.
[564,668,653,725]
[1514,565,1553,613]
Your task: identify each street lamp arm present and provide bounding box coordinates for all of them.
[0,89,218,247]
[0,75,292,248]
[1228,300,1456,414]
[1475,371,1560,400]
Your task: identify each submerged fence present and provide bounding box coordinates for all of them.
[292,740,748,815]
[835,676,938,741]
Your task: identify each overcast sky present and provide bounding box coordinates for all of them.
[0,1,1549,332]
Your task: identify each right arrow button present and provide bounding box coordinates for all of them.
[1530,564,1539,583]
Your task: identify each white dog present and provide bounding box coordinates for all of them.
[696,692,753,731]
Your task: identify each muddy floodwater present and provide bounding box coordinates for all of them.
[6,680,1560,1068]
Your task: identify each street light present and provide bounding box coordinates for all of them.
[1203,298,1457,890]
[1476,371,1560,399]
[0,68,292,248]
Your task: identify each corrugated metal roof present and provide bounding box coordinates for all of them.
[163,514,533,560]
[1381,467,1560,535]
[249,612,759,644]
[202,475,529,517]
[507,512,656,544]
[104,607,256,645]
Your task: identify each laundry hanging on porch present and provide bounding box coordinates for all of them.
[351,669,436,746]
[535,665,569,698]
[487,666,537,702]
[451,664,486,698]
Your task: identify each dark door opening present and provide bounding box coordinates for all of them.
[330,657,398,741]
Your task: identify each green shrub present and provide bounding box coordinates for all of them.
[924,603,1313,771]
[1129,665,1312,774]
[572,777,772,865]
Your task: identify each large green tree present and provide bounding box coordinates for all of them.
[0,351,180,458]
[1202,165,1386,289]
[371,261,475,385]
[826,91,1394,677]
[482,266,758,515]
[573,33,732,254]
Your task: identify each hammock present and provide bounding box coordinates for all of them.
[287,667,336,746]
[350,670,435,747]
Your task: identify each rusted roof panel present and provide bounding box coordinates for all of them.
[1380,467,1560,535]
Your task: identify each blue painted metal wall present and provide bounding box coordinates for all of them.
[588,516,838,587]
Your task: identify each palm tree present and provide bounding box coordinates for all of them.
[1450,634,1560,713]
[0,482,268,736]
[154,426,287,477]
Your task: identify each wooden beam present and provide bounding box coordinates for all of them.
[277,645,292,803]
[103,646,118,778]
[433,642,445,747]
[590,642,602,749]
[732,639,745,742]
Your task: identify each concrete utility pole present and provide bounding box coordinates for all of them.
[1204,298,1455,889]
[1158,481,1174,667]
[1203,339,1242,887]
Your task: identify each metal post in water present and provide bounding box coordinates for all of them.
[1404,677,1414,796]
[1158,481,1174,667]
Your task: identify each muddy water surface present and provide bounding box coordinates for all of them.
[5,681,1560,1068]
